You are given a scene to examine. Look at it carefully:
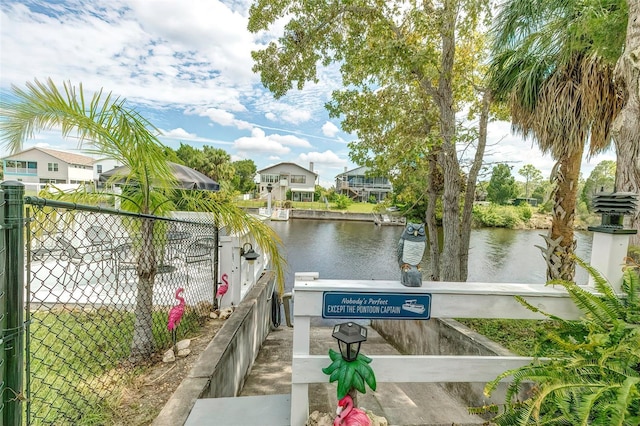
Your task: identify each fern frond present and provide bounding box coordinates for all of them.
[558,280,621,327]
[574,256,622,304]
[621,265,640,321]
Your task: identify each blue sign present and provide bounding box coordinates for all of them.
[322,292,431,319]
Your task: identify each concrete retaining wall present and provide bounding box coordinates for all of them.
[153,271,276,426]
[245,207,374,222]
[371,318,521,413]
[290,209,372,221]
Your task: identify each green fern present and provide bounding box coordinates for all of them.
[484,258,640,425]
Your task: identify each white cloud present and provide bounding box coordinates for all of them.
[297,150,347,167]
[162,128,196,139]
[234,128,291,155]
[259,100,312,125]
[186,107,253,130]
[128,0,259,80]
[270,134,312,148]
[321,121,340,137]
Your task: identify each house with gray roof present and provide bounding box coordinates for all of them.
[335,166,393,202]
[257,162,318,202]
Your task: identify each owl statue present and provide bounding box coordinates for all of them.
[397,222,426,287]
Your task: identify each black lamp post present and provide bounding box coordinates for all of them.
[332,322,368,361]
[588,192,638,234]
[240,242,260,263]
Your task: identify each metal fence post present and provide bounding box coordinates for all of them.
[1,181,25,426]
[0,185,5,424]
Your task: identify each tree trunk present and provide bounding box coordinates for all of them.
[460,89,491,281]
[437,0,462,281]
[544,146,583,281]
[129,218,158,362]
[426,152,440,281]
[612,0,640,246]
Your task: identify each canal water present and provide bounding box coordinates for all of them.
[269,219,594,291]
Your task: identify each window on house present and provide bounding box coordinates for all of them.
[290,175,306,184]
[48,163,59,172]
[97,165,103,174]
[4,160,37,174]
[261,174,280,183]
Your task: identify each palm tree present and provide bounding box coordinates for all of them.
[488,0,623,281]
[0,78,285,361]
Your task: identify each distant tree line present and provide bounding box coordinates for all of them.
[478,161,616,217]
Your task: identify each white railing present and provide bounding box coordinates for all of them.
[290,273,584,426]
[219,234,268,307]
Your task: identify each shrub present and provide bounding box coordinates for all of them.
[483,258,640,425]
[517,204,532,222]
[472,204,522,228]
[333,194,352,210]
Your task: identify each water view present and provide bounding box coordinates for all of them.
[269,219,594,291]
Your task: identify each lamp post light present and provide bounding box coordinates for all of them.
[240,242,260,263]
[266,183,273,216]
[240,242,260,289]
[332,322,368,362]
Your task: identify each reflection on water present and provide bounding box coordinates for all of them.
[269,220,593,292]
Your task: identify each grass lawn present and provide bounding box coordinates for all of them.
[455,318,576,356]
[27,307,203,425]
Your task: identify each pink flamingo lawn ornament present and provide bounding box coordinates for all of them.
[334,395,370,426]
[167,287,185,351]
[216,273,229,308]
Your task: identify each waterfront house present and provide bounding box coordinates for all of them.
[2,147,94,192]
[335,166,392,202]
[257,162,318,202]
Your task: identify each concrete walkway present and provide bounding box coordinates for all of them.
[238,325,486,426]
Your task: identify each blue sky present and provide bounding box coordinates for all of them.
[0,0,615,187]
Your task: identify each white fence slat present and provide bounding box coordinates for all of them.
[292,355,536,383]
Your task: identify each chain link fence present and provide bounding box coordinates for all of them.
[24,198,218,424]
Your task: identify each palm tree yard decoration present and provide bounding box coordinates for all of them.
[0,78,285,362]
[322,322,377,424]
[488,0,624,282]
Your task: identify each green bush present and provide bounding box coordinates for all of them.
[537,199,553,214]
[333,194,352,210]
[472,204,522,228]
[517,204,532,221]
